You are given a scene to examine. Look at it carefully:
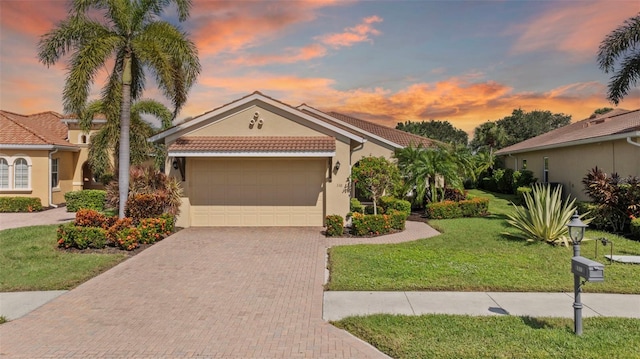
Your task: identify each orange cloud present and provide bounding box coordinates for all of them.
[227,44,327,66]
[317,15,383,48]
[0,1,67,38]
[509,1,637,57]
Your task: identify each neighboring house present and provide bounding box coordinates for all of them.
[150,91,436,227]
[496,108,640,201]
[0,110,106,207]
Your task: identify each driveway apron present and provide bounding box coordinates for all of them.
[0,227,387,358]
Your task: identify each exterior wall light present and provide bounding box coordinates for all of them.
[334,161,341,171]
[172,159,179,170]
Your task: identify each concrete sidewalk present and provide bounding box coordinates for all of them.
[0,206,75,230]
[0,291,68,321]
[323,291,640,320]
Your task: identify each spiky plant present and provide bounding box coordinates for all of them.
[505,183,591,247]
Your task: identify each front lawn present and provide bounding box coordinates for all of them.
[327,190,640,293]
[0,225,127,291]
[334,314,640,359]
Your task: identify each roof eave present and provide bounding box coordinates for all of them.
[168,151,336,158]
[0,144,79,152]
[496,131,640,155]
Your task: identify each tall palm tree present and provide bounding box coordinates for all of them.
[598,14,640,105]
[470,122,509,156]
[38,0,200,218]
[81,98,173,182]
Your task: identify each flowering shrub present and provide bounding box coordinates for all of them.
[351,212,392,236]
[325,215,344,237]
[115,227,141,251]
[106,217,134,246]
[75,209,107,227]
[379,196,412,217]
[459,198,489,217]
[426,201,463,219]
[137,216,173,244]
[57,223,107,249]
[388,210,408,230]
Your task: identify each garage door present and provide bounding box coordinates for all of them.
[189,158,325,226]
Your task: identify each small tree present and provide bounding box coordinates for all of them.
[351,156,401,215]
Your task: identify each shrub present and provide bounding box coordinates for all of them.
[442,188,467,202]
[388,210,407,230]
[506,183,590,246]
[325,215,344,237]
[351,212,391,236]
[137,216,174,244]
[0,197,43,212]
[425,201,462,219]
[459,198,489,217]
[350,198,364,214]
[496,168,515,194]
[105,217,134,246]
[57,223,107,249]
[631,218,640,240]
[380,196,412,216]
[126,193,166,224]
[365,205,384,215]
[115,227,141,251]
[75,209,107,227]
[577,202,607,230]
[64,190,106,212]
[513,170,537,192]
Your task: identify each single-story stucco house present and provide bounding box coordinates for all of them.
[150,91,436,227]
[0,110,106,207]
[496,108,640,201]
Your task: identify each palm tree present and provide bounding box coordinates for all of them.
[38,0,200,218]
[598,14,640,105]
[81,98,173,182]
[470,122,509,156]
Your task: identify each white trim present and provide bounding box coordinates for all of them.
[169,151,336,158]
[298,105,402,149]
[0,144,79,152]
[149,93,365,143]
[497,131,640,155]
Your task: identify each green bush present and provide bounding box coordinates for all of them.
[0,197,43,212]
[425,201,463,219]
[325,215,344,237]
[459,198,489,217]
[630,218,640,240]
[351,212,391,236]
[513,170,537,192]
[380,196,412,216]
[350,198,364,214]
[64,190,106,212]
[365,205,384,215]
[115,227,141,251]
[516,187,532,206]
[56,223,107,249]
[496,168,515,194]
[388,210,407,230]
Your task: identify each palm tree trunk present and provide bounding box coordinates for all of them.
[118,54,132,218]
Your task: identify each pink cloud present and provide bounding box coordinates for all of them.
[509,1,637,57]
[317,15,383,48]
[227,44,327,66]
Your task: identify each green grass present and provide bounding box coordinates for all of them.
[334,314,640,359]
[0,225,127,291]
[327,190,640,293]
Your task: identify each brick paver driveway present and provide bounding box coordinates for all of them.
[0,227,392,358]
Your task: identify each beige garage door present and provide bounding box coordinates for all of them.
[189,158,325,226]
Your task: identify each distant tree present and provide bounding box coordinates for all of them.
[590,107,614,118]
[396,120,468,145]
[351,156,401,215]
[497,109,571,147]
[598,14,640,105]
[469,122,509,154]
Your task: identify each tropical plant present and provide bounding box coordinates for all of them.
[505,184,590,247]
[38,0,201,218]
[80,98,173,181]
[396,120,468,145]
[351,156,401,215]
[470,121,509,154]
[598,13,640,105]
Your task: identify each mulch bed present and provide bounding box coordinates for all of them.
[407,211,429,223]
[60,243,153,257]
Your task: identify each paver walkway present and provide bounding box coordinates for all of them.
[0,222,437,358]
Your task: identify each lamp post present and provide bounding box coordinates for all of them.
[567,210,588,335]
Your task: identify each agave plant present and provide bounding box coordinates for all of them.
[505,183,591,246]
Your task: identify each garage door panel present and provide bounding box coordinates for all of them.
[189,158,325,226]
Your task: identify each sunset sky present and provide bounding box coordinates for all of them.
[1,0,639,136]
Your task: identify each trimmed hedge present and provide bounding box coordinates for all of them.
[57,223,107,249]
[630,218,640,240]
[426,198,489,219]
[64,190,106,212]
[379,196,411,216]
[388,210,408,231]
[325,214,344,237]
[350,198,364,214]
[351,212,390,236]
[0,197,43,212]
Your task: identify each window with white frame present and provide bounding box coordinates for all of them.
[51,158,59,188]
[0,158,8,189]
[14,158,29,189]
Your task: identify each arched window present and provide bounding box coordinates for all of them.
[14,158,29,189]
[0,158,8,189]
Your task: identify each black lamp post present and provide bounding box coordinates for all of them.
[567,210,588,335]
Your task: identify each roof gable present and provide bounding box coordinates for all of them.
[0,110,74,148]
[496,109,640,155]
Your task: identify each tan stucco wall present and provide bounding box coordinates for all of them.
[503,138,640,201]
[0,150,49,206]
[68,128,103,191]
[52,151,78,204]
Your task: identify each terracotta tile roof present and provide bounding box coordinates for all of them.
[325,111,438,148]
[0,110,74,147]
[169,136,336,153]
[496,108,640,155]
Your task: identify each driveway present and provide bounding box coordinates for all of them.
[0,226,411,358]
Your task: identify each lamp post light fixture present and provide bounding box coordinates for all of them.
[567,210,588,335]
